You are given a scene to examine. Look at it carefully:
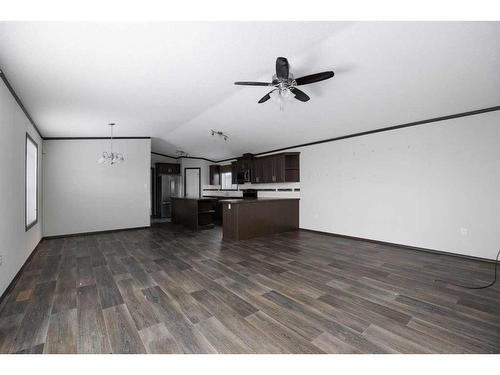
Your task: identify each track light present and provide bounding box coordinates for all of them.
[210,130,229,141]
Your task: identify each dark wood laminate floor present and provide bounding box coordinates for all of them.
[1,224,499,354]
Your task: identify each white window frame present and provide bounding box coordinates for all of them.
[25,133,38,231]
[221,171,232,190]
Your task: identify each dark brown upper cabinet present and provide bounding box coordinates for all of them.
[252,157,263,183]
[261,156,273,183]
[209,165,220,185]
[226,152,299,185]
[272,154,285,182]
[253,152,299,183]
[156,163,180,175]
[283,153,300,182]
[231,161,238,185]
[238,158,252,171]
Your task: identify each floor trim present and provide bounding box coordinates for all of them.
[0,237,42,310]
[42,226,150,240]
[299,228,496,264]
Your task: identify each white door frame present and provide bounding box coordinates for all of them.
[184,167,201,198]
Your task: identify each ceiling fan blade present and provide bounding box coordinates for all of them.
[295,71,334,86]
[258,90,275,103]
[234,81,273,86]
[290,87,310,102]
[276,57,289,80]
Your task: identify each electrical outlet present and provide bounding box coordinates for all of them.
[460,228,468,236]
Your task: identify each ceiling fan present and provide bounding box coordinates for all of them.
[234,57,334,105]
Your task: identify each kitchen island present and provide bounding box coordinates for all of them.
[171,197,217,231]
[220,198,299,240]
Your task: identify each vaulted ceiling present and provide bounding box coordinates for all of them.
[1,22,499,160]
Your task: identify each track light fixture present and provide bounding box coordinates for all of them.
[210,130,229,141]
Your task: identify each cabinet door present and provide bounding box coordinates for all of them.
[253,158,263,183]
[171,164,181,174]
[156,163,166,174]
[209,165,220,185]
[166,163,180,174]
[157,163,180,175]
[231,162,238,184]
[284,153,300,182]
[272,154,285,182]
[261,156,273,183]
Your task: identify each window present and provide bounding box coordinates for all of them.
[25,133,38,231]
[221,171,232,190]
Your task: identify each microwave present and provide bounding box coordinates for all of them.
[237,169,251,184]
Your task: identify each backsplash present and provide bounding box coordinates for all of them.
[202,182,300,199]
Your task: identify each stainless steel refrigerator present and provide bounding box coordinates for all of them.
[160,174,182,218]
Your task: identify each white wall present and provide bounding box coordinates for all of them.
[151,153,177,167]
[298,110,500,260]
[43,138,151,237]
[0,80,43,296]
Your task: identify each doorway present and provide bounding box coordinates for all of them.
[184,167,201,198]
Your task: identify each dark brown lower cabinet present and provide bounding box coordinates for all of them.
[171,198,217,231]
[221,199,299,240]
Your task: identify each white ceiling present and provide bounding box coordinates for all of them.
[1,21,499,160]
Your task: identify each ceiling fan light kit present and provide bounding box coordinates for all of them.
[97,123,125,165]
[235,56,334,110]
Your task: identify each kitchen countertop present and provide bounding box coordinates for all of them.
[171,197,217,201]
[202,196,243,199]
[219,198,299,204]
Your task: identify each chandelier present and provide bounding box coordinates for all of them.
[97,123,124,165]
